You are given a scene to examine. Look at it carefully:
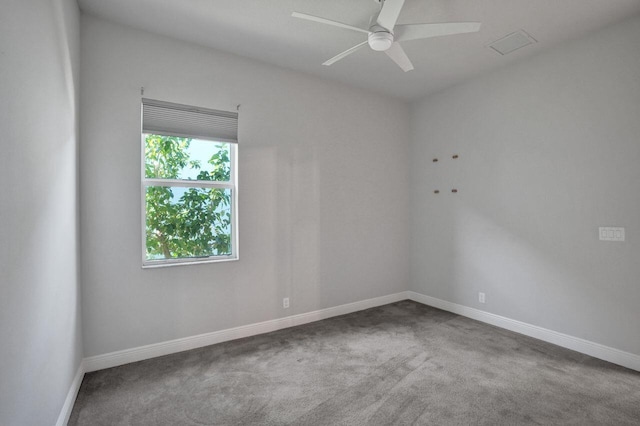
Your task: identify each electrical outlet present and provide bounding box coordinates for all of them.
[479,292,486,304]
[283,297,290,309]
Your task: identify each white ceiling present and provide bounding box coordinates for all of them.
[77,0,640,101]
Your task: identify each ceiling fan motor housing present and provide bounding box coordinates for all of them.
[368,30,393,51]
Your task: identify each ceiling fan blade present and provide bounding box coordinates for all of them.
[323,41,369,66]
[395,22,481,42]
[376,0,405,31]
[292,12,370,34]
[385,42,414,72]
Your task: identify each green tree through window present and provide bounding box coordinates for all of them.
[144,134,234,262]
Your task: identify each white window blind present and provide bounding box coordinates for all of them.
[142,98,238,143]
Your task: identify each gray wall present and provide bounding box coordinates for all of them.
[410,15,640,356]
[80,16,410,357]
[0,0,82,424]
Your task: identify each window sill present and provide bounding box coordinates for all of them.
[142,256,238,269]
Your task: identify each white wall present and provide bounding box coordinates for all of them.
[0,0,82,424]
[79,16,409,357]
[410,15,640,356]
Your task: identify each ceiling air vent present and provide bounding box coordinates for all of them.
[488,30,537,55]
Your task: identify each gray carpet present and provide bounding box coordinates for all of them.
[68,301,640,425]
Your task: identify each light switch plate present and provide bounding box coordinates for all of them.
[599,227,625,242]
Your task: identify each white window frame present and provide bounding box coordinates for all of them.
[140,106,239,268]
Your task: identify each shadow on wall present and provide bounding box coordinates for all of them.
[227,144,322,320]
[281,146,321,315]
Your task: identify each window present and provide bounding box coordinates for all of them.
[141,98,238,267]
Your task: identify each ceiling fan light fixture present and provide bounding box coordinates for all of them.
[292,0,482,72]
[368,31,393,51]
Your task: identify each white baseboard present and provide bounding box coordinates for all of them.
[55,361,85,426]
[407,291,640,372]
[84,291,409,372]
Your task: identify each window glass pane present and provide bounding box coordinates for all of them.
[145,186,232,260]
[144,134,231,181]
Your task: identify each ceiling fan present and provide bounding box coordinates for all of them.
[292,0,481,72]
